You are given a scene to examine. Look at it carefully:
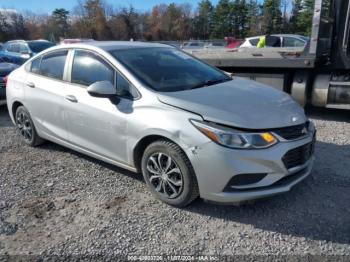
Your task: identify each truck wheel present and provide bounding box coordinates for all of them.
[15,106,44,147]
[141,140,199,207]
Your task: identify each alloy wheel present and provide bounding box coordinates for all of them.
[17,111,33,143]
[146,153,184,199]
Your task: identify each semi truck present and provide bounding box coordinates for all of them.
[189,0,350,110]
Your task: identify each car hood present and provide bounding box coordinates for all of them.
[157,78,307,129]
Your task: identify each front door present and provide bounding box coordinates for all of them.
[64,50,131,164]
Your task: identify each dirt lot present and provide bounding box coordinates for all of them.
[0,105,349,260]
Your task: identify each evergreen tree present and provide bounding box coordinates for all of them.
[46,8,70,40]
[297,0,315,36]
[194,0,214,39]
[232,0,249,38]
[211,0,233,38]
[290,0,303,34]
[247,0,261,35]
[262,0,283,34]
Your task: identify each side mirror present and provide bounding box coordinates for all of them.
[87,81,117,97]
[222,70,234,79]
[20,51,31,59]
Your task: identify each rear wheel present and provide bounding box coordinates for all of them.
[141,140,199,207]
[15,106,44,147]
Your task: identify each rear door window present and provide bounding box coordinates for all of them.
[40,50,68,80]
[71,50,114,87]
[249,38,259,46]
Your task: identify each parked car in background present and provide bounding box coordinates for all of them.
[160,42,182,49]
[6,41,315,207]
[1,40,55,65]
[180,41,205,50]
[204,42,227,49]
[60,38,95,45]
[224,37,243,49]
[240,34,309,48]
[0,57,19,105]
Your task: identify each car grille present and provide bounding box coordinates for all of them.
[272,122,309,140]
[282,140,315,169]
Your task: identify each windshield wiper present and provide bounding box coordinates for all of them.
[191,78,230,90]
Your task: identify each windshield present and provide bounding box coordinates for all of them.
[110,47,231,92]
[28,41,55,53]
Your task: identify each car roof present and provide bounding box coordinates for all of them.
[6,39,52,44]
[246,34,308,40]
[73,41,171,51]
[24,41,174,61]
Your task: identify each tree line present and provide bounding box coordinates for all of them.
[0,0,315,43]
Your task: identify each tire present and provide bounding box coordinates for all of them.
[141,139,199,207]
[15,106,44,147]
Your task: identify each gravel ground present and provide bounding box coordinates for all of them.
[0,105,349,260]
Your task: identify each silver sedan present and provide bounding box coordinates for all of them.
[6,42,316,207]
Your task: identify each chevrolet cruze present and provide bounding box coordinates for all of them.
[6,42,316,207]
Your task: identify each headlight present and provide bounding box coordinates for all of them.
[190,120,278,149]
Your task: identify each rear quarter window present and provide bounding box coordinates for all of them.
[30,58,41,74]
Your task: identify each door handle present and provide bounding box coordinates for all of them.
[65,95,78,103]
[26,82,35,88]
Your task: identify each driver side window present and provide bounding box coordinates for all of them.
[71,49,139,98]
[71,50,114,87]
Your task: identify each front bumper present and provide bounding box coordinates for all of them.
[188,130,315,204]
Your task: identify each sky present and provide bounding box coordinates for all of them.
[0,0,219,14]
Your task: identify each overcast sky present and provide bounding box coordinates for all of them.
[1,0,220,14]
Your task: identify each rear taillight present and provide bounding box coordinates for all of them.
[3,75,8,87]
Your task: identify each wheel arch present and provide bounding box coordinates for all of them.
[11,101,24,123]
[132,134,188,173]
[133,135,172,172]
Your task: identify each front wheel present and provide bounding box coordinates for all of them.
[15,106,44,147]
[141,140,199,207]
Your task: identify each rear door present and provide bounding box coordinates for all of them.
[64,49,133,164]
[25,50,69,141]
